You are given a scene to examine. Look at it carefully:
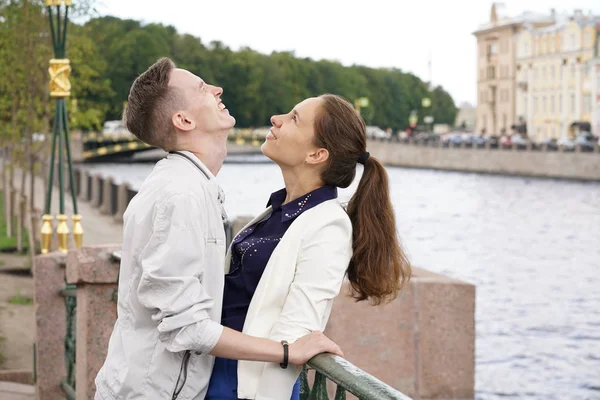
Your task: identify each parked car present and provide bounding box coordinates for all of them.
[511,134,529,149]
[540,138,559,151]
[441,133,463,147]
[366,126,390,140]
[574,132,597,152]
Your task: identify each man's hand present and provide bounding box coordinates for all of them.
[288,331,344,365]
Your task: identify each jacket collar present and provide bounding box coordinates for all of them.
[168,150,225,205]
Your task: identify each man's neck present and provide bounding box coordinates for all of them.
[177,130,228,176]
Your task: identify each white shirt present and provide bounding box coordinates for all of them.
[95,151,226,400]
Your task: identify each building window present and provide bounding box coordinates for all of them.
[534,96,538,113]
[488,66,496,80]
[570,64,575,79]
[571,93,576,114]
[583,94,591,113]
[488,43,498,56]
[551,95,555,113]
[543,96,547,113]
[550,66,555,79]
[570,33,576,50]
[543,66,547,80]
[559,94,562,113]
[560,65,563,80]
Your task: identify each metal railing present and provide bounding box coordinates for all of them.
[301,354,412,399]
[59,282,77,400]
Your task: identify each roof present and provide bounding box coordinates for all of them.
[474,11,555,35]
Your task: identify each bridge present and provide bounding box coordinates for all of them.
[74,128,267,162]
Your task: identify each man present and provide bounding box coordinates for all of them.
[95,58,342,400]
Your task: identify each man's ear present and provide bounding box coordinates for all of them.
[172,111,196,132]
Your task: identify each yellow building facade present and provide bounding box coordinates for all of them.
[515,14,599,141]
[473,4,554,136]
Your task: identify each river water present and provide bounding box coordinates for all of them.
[78,158,600,400]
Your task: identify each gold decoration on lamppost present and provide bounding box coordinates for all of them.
[56,214,69,253]
[40,215,54,254]
[45,0,71,5]
[49,59,71,98]
[43,0,84,253]
[72,214,83,248]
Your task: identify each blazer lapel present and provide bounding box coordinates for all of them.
[224,206,273,274]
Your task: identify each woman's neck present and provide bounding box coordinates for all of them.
[280,167,324,205]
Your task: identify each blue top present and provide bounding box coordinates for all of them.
[221,184,338,332]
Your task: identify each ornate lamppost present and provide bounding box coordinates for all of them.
[40,0,83,253]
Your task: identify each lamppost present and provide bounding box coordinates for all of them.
[40,0,83,254]
[354,97,369,115]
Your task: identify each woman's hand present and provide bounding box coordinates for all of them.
[288,331,344,365]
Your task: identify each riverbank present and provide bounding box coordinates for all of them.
[366,140,600,182]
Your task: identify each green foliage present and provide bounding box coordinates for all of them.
[0,5,458,134]
[82,16,458,129]
[0,191,29,252]
[8,291,33,305]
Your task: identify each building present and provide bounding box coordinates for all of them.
[591,26,600,136]
[473,3,555,136]
[515,12,600,141]
[454,102,477,131]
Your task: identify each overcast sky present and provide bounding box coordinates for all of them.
[92,0,600,106]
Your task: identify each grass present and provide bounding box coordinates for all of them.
[8,291,33,306]
[0,190,29,252]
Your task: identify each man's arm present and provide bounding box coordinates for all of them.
[136,192,342,364]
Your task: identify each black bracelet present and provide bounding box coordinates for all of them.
[280,340,289,369]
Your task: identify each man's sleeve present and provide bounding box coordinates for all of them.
[136,192,223,354]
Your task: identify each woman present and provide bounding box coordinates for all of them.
[206,94,411,399]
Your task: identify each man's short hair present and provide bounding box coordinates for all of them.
[124,57,184,151]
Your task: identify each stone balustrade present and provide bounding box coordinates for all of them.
[33,242,475,399]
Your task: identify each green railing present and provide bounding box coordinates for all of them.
[59,282,77,400]
[301,354,412,400]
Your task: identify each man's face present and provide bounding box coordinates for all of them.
[169,68,235,133]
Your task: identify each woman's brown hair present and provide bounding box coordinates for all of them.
[313,94,411,305]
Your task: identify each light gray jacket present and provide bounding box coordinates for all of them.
[95,151,227,400]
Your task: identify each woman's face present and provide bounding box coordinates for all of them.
[261,97,328,169]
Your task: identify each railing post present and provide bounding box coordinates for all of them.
[66,245,121,400]
[113,183,130,223]
[33,252,68,400]
[325,268,475,399]
[100,177,113,215]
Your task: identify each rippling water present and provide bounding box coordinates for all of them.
[79,159,600,400]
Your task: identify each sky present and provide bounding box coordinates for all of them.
[92,0,600,107]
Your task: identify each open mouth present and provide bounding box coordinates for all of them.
[266,130,277,140]
[218,101,227,112]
